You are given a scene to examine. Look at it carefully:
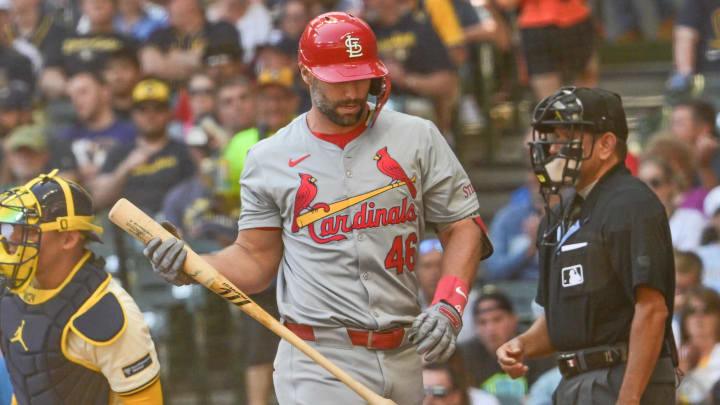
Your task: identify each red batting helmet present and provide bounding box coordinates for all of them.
[298,12,391,126]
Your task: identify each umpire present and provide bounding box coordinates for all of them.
[496,87,677,404]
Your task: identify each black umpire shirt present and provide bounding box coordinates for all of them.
[536,164,675,356]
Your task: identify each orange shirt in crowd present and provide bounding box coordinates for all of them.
[517,0,590,29]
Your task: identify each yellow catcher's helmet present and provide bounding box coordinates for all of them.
[0,170,103,292]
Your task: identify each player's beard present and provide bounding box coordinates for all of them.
[311,80,366,127]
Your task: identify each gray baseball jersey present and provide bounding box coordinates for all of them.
[237,108,479,330]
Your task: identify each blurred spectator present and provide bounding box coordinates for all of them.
[216,77,255,136]
[458,291,554,403]
[673,250,705,351]
[4,124,51,185]
[421,0,466,65]
[256,67,299,133]
[422,356,500,405]
[203,42,246,84]
[207,0,272,64]
[449,0,511,57]
[43,0,138,97]
[670,99,720,199]
[254,36,307,109]
[524,367,561,405]
[7,0,71,70]
[223,69,298,196]
[483,169,540,282]
[0,80,33,138]
[676,251,705,308]
[606,0,674,42]
[697,186,720,292]
[0,16,35,91]
[638,157,707,251]
[187,72,216,124]
[270,0,310,47]
[417,238,443,306]
[92,78,196,214]
[255,35,297,73]
[366,0,458,135]
[643,134,698,210]
[0,0,41,75]
[496,0,597,101]
[671,0,720,97]
[102,47,142,121]
[163,156,237,247]
[140,0,240,81]
[677,287,720,404]
[3,124,78,186]
[422,0,510,70]
[113,0,168,41]
[62,70,137,183]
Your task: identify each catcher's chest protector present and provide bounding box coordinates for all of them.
[0,260,111,405]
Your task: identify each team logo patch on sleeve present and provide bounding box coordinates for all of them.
[123,353,153,378]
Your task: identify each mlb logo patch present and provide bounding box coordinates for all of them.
[562,265,584,287]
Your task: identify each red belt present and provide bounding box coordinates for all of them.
[284,322,405,350]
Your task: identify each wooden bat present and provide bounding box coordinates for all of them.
[108,198,398,405]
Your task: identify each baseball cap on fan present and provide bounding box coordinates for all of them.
[535,87,629,141]
[0,81,32,111]
[258,67,294,90]
[203,43,243,67]
[6,125,47,152]
[132,78,170,106]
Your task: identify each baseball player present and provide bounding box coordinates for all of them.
[144,12,492,405]
[0,171,162,404]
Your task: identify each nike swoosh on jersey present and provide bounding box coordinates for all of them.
[289,154,311,167]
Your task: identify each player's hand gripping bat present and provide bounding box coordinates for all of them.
[108,198,398,405]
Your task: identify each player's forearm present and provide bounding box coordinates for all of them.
[201,232,282,294]
[617,290,668,403]
[674,26,699,74]
[437,217,483,286]
[517,315,556,359]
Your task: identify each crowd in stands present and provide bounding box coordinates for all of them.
[2,0,720,404]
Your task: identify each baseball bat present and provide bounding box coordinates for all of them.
[108,198,398,405]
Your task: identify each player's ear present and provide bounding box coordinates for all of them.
[299,65,312,86]
[61,231,84,251]
[597,131,617,161]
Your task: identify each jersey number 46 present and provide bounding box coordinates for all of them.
[385,233,418,274]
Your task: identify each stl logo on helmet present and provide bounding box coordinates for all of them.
[344,35,363,58]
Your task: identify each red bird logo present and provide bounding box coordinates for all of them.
[292,173,318,232]
[374,146,417,198]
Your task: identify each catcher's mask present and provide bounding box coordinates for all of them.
[530,87,601,195]
[0,170,103,292]
[528,86,627,246]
